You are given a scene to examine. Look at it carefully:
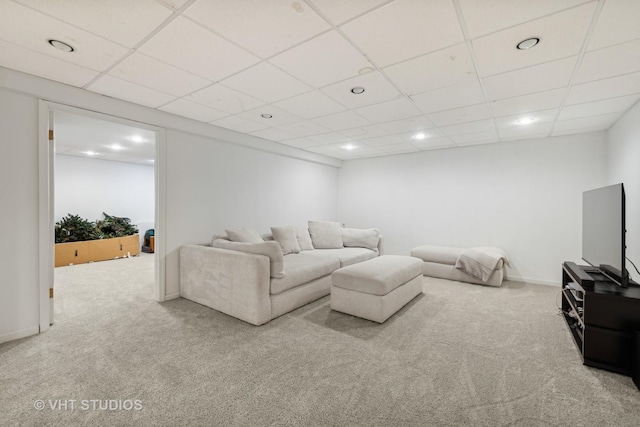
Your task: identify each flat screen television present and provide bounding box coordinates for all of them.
[582,183,628,287]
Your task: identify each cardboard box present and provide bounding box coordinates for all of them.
[55,234,140,267]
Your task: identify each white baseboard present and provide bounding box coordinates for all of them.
[0,326,39,344]
[506,276,560,287]
[164,292,180,301]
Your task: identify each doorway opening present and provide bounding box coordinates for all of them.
[38,102,166,331]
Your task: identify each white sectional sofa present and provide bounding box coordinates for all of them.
[180,221,383,325]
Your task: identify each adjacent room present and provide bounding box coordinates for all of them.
[1,0,640,425]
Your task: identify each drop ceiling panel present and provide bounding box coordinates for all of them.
[138,17,260,81]
[320,72,401,109]
[220,62,311,103]
[441,119,494,137]
[277,121,330,138]
[383,43,476,96]
[159,98,228,122]
[270,30,372,88]
[0,2,129,71]
[378,143,420,154]
[458,0,589,38]
[473,4,595,77]
[574,39,640,84]
[238,105,303,127]
[558,95,639,120]
[211,115,268,133]
[354,98,421,123]
[553,113,619,132]
[565,72,640,105]
[188,84,265,115]
[499,122,553,140]
[310,0,391,25]
[250,127,297,142]
[413,136,455,149]
[490,88,565,117]
[483,56,577,100]
[450,129,498,145]
[494,108,559,129]
[274,90,346,119]
[184,0,331,58]
[340,0,464,67]
[0,39,98,88]
[88,75,176,108]
[358,134,404,147]
[587,0,640,51]
[411,79,486,114]
[428,103,492,127]
[311,110,371,131]
[306,132,351,144]
[339,124,394,140]
[378,116,435,134]
[279,138,319,148]
[16,0,174,48]
[109,52,211,97]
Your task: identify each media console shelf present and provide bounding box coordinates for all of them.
[561,262,640,388]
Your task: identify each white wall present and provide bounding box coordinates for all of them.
[55,155,155,242]
[338,133,608,284]
[607,101,640,283]
[0,88,40,341]
[164,130,338,296]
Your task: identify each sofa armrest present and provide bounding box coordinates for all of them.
[377,235,384,255]
[179,244,271,325]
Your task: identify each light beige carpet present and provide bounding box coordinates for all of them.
[1,253,639,426]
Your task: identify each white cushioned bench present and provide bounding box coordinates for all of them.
[331,255,423,323]
[410,245,508,287]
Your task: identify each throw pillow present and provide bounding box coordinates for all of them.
[341,228,380,250]
[225,228,263,243]
[271,226,301,255]
[308,220,343,249]
[295,227,314,251]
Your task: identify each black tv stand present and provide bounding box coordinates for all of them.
[561,262,640,389]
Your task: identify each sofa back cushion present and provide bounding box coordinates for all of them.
[225,228,264,243]
[308,221,343,249]
[341,228,380,250]
[271,226,301,255]
[295,227,314,251]
[211,239,284,278]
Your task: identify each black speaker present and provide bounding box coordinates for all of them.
[633,331,640,390]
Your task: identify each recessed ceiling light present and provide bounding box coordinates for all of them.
[342,143,356,150]
[110,144,123,150]
[350,87,365,95]
[413,132,427,140]
[516,37,540,50]
[358,67,374,75]
[48,39,74,52]
[84,151,98,156]
[131,135,144,143]
[148,159,155,163]
[261,113,273,119]
[516,117,536,125]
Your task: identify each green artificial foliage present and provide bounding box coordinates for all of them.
[95,212,139,239]
[55,214,99,243]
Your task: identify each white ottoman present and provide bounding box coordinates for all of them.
[331,255,423,323]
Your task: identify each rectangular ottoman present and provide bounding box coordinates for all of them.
[331,255,423,323]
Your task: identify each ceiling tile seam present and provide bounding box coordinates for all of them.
[547,0,606,137]
[304,0,396,27]
[583,34,640,55]
[460,0,598,40]
[563,92,640,109]
[81,0,200,90]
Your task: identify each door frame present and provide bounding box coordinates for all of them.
[38,100,167,333]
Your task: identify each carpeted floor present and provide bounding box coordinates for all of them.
[1,253,639,426]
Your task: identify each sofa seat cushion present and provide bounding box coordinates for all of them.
[270,253,340,295]
[410,245,462,265]
[303,247,378,267]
